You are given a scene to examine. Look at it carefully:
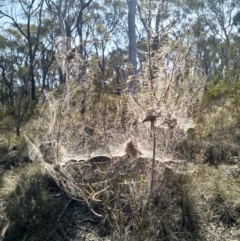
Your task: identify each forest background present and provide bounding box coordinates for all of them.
[1,0,240,240]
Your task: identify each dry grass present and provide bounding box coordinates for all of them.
[0,162,68,241]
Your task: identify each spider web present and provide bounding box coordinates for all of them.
[27,36,206,167]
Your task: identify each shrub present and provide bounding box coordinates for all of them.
[4,163,67,241]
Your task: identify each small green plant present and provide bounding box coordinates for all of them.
[7,135,28,153]
[0,105,15,120]
[210,176,240,227]
[171,172,200,239]
[0,115,15,132]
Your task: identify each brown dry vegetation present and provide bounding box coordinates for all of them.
[1,38,240,241]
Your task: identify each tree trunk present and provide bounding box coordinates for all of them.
[127,0,137,74]
[152,7,161,51]
[16,86,24,136]
[30,64,35,100]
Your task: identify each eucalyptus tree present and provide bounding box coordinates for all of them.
[45,0,76,83]
[83,0,126,92]
[0,26,39,135]
[36,14,59,91]
[0,0,45,100]
[127,0,137,73]
[136,0,179,85]
[75,0,94,56]
[229,34,240,81]
[172,0,239,82]
[138,0,168,52]
[0,31,17,105]
[108,48,129,79]
[0,25,41,102]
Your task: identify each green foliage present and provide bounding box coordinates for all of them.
[11,135,27,152]
[209,173,240,227]
[195,78,240,165]
[200,123,215,140]
[0,115,15,132]
[22,98,37,116]
[201,80,240,116]
[0,105,15,121]
[4,163,66,241]
[5,28,23,40]
[206,80,234,100]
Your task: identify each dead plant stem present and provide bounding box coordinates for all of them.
[140,131,156,235]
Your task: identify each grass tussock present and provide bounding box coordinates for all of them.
[193,164,240,240]
[1,162,68,241]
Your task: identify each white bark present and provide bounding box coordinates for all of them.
[57,0,66,38]
[127,0,137,73]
